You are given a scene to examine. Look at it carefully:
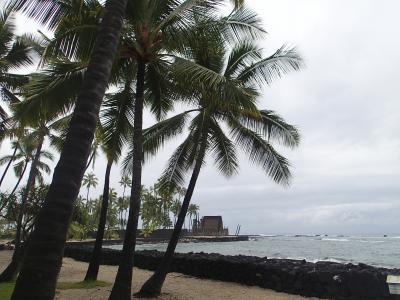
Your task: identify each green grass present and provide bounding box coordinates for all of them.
[0,282,14,300]
[57,280,110,290]
[0,280,110,300]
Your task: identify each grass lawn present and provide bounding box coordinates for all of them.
[0,282,14,300]
[0,280,110,299]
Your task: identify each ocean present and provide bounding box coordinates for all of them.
[109,235,400,269]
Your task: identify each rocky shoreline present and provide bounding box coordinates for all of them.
[64,244,400,300]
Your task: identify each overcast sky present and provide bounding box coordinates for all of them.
[2,0,400,235]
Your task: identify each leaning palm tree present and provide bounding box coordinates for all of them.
[0,137,52,199]
[0,129,53,282]
[138,20,302,295]
[10,0,129,298]
[0,140,20,190]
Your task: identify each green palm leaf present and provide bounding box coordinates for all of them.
[208,117,238,177]
[237,44,303,87]
[239,110,300,148]
[229,116,292,185]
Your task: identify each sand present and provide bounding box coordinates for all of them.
[0,250,320,300]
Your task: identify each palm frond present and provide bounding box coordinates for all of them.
[228,116,292,185]
[158,134,194,189]
[2,37,34,69]
[143,109,198,161]
[13,159,26,177]
[13,59,87,125]
[145,59,177,120]
[238,45,303,87]
[239,110,300,148]
[224,41,262,78]
[208,117,238,177]
[100,80,135,161]
[9,0,85,29]
[220,7,266,43]
[41,1,102,62]
[157,0,222,32]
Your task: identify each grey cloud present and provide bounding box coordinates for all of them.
[1,0,399,235]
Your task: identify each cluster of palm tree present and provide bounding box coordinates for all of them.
[0,0,303,299]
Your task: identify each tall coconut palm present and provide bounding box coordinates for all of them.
[138,18,302,295]
[170,199,182,225]
[109,2,241,298]
[0,140,20,190]
[0,138,52,198]
[109,4,265,296]
[10,0,129,298]
[82,172,98,206]
[118,174,130,229]
[0,139,19,188]
[84,78,134,281]
[0,128,53,282]
[188,203,199,231]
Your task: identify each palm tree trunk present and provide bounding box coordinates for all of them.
[119,186,126,230]
[138,143,206,297]
[86,187,90,209]
[0,134,44,282]
[0,145,18,189]
[84,160,112,281]
[85,150,96,172]
[109,59,146,300]
[11,1,128,299]
[7,161,28,201]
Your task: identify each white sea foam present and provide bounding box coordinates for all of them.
[322,238,350,242]
[359,240,385,243]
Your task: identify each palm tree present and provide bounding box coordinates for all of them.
[84,82,133,281]
[0,137,52,199]
[170,199,182,226]
[138,15,302,295]
[0,4,41,186]
[10,0,129,298]
[188,203,199,232]
[109,2,234,298]
[0,141,18,189]
[82,172,98,207]
[0,128,53,282]
[0,140,22,191]
[119,175,131,199]
[110,4,266,297]
[0,5,38,136]
[118,174,130,229]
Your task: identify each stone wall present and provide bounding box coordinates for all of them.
[64,245,400,300]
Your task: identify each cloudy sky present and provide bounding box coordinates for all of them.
[2,0,400,235]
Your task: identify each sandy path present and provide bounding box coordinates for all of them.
[0,251,320,300]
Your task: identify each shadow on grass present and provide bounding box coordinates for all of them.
[0,280,110,300]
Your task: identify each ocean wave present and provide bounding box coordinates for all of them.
[359,240,385,243]
[307,257,346,264]
[257,234,279,237]
[322,238,350,242]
